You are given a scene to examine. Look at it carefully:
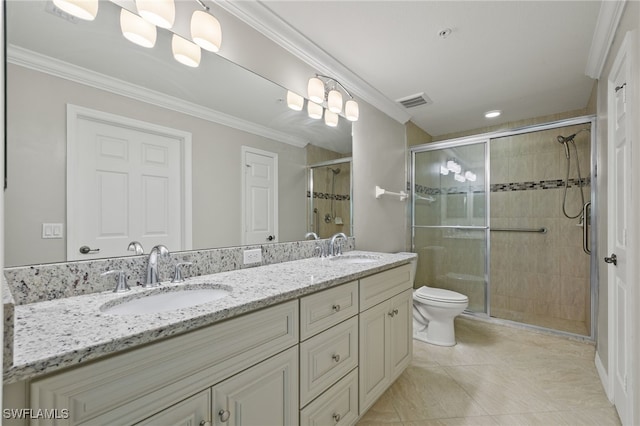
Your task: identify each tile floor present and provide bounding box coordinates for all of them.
[357,317,620,426]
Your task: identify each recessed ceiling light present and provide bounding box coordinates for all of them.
[484,110,501,118]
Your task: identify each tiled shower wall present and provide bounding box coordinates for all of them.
[490,125,591,335]
[308,163,352,239]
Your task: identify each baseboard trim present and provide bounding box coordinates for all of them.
[595,350,613,402]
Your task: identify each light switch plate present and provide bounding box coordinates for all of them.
[243,248,262,265]
[42,223,64,239]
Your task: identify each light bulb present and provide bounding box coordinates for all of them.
[53,0,98,21]
[464,171,477,182]
[307,101,323,120]
[307,77,325,104]
[172,35,201,68]
[120,9,157,48]
[327,90,343,114]
[136,0,175,29]
[345,99,359,121]
[324,110,339,127]
[286,91,304,111]
[440,166,450,176]
[454,173,466,183]
[191,10,222,53]
[446,160,461,174]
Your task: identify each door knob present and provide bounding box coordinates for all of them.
[266,235,275,241]
[79,245,100,254]
[604,253,617,266]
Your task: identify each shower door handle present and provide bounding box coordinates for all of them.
[604,254,617,266]
[582,201,591,255]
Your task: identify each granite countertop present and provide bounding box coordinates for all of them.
[4,251,415,384]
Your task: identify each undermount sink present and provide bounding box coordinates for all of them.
[329,254,382,264]
[100,284,232,315]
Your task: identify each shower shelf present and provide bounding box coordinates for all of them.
[375,185,408,201]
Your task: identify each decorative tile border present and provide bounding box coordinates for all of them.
[3,238,355,306]
[414,177,591,196]
[307,190,351,201]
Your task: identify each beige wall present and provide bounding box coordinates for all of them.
[594,0,640,375]
[6,64,307,266]
[406,121,433,147]
[353,102,407,252]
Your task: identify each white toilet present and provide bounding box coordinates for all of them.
[408,257,469,346]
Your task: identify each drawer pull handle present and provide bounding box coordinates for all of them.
[199,421,212,426]
[333,413,341,422]
[388,311,395,318]
[218,409,231,422]
[332,304,341,312]
[332,354,341,362]
[394,308,399,315]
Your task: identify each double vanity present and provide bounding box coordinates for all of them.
[3,248,416,425]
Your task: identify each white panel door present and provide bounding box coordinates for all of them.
[242,147,278,245]
[608,34,633,426]
[68,106,191,260]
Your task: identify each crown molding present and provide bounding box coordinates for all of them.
[216,0,411,125]
[585,0,627,79]
[7,45,308,148]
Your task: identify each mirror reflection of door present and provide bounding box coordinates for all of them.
[67,105,192,260]
[242,146,278,245]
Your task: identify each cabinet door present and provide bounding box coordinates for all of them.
[212,347,299,426]
[389,289,413,381]
[358,300,390,413]
[136,390,210,426]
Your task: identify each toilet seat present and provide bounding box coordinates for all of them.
[414,286,468,304]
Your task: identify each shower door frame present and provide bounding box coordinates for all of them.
[410,114,598,340]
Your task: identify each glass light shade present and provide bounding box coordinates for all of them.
[120,9,157,48]
[286,91,304,111]
[324,110,339,127]
[53,0,98,21]
[307,101,323,120]
[454,173,466,183]
[464,171,477,182]
[307,77,325,104]
[191,11,222,53]
[440,165,450,176]
[446,160,461,174]
[136,0,175,29]
[345,99,359,121]
[172,35,201,68]
[327,90,343,114]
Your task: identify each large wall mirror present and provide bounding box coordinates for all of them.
[5,0,353,267]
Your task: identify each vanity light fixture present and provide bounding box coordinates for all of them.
[484,110,501,118]
[120,9,157,48]
[446,159,461,174]
[307,77,325,104]
[172,34,201,67]
[464,171,477,182]
[324,110,339,127]
[286,91,304,111]
[53,0,98,21]
[307,75,359,122]
[136,0,175,29]
[327,89,343,114]
[191,10,222,52]
[307,101,323,120]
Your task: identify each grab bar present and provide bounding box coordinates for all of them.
[491,227,547,234]
[583,201,591,255]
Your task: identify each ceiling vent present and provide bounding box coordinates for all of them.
[396,92,432,109]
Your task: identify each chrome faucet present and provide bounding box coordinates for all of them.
[329,233,347,256]
[305,232,319,240]
[146,244,169,287]
[127,241,144,255]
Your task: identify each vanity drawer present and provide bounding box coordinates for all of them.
[300,368,358,426]
[300,316,358,407]
[359,264,411,311]
[300,280,358,340]
[31,301,298,426]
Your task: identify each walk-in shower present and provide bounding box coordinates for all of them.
[308,159,353,239]
[410,116,596,338]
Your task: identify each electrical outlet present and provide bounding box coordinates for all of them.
[243,248,262,265]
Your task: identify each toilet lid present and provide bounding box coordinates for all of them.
[415,286,468,303]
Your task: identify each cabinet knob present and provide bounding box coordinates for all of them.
[388,311,395,318]
[199,421,212,426]
[332,304,341,312]
[332,413,341,422]
[394,308,399,315]
[332,353,341,363]
[218,409,231,422]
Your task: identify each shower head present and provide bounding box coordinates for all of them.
[557,133,576,144]
[329,167,341,174]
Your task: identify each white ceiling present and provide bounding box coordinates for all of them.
[259,1,602,137]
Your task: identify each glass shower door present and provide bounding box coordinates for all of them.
[412,141,489,314]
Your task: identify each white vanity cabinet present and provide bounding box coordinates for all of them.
[358,266,412,414]
[298,281,359,426]
[135,389,210,426]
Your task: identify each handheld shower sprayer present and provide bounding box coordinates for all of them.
[556,134,572,159]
